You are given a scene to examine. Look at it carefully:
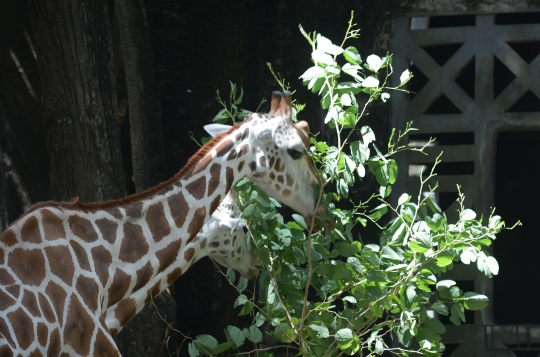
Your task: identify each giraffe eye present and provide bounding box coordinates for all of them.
[288,148,303,160]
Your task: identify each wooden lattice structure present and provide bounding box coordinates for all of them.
[392,11,540,357]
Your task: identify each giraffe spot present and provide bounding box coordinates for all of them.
[106,208,123,219]
[21,290,41,317]
[227,149,238,161]
[208,164,221,197]
[21,216,42,243]
[275,183,281,191]
[209,242,219,248]
[167,267,182,285]
[190,153,212,176]
[187,207,206,243]
[274,158,284,172]
[155,240,182,274]
[133,261,154,292]
[91,246,112,287]
[269,172,275,180]
[94,328,121,357]
[283,189,292,196]
[0,345,13,357]
[286,173,294,186]
[29,348,42,357]
[6,285,19,299]
[37,322,48,346]
[76,276,99,312]
[47,329,61,357]
[237,247,242,254]
[237,161,245,172]
[248,161,256,172]
[69,215,98,243]
[120,223,149,263]
[168,191,188,228]
[237,144,250,157]
[215,139,234,157]
[200,239,207,249]
[95,217,119,244]
[115,298,137,327]
[269,157,275,168]
[209,195,222,216]
[45,245,74,285]
[0,229,17,246]
[159,185,175,195]
[226,167,234,193]
[146,202,171,243]
[145,281,161,305]
[38,293,56,323]
[277,175,284,184]
[8,307,34,350]
[125,202,143,218]
[183,248,195,262]
[259,156,267,167]
[242,128,250,140]
[107,269,131,307]
[8,248,46,286]
[63,295,95,356]
[41,209,66,241]
[232,235,237,245]
[0,289,15,311]
[185,176,207,200]
[70,240,91,271]
[0,316,14,349]
[224,239,230,245]
[45,281,67,323]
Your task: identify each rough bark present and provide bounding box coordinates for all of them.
[113,0,173,355]
[115,0,166,192]
[32,0,126,203]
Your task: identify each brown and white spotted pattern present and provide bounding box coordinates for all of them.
[0,91,327,356]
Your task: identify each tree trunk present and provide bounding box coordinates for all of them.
[113,0,173,355]
[115,0,166,192]
[32,0,126,203]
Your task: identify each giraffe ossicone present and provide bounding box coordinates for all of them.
[0,90,328,356]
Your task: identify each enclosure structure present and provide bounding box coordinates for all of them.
[392,9,540,357]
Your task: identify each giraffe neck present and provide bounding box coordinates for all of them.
[98,123,253,334]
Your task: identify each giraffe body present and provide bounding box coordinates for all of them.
[0,91,326,356]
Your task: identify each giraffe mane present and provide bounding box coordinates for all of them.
[26,121,247,214]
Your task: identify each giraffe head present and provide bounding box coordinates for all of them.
[205,90,329,228]
[200,191,260,279]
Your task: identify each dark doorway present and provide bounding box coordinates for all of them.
[494,131,540,324]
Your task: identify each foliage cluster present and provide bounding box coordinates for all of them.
[186,13,508,357]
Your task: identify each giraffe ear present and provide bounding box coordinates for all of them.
[204,123,232,137]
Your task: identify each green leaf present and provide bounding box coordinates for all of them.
[436,280,456,289]
[226,325,246,347]
[300,66,327,81]
[460,249,477,265]
[335,328,354,342]
[398,193,411,207]
[292,214,308,230]
[431,301,449,315]
[234,294,248,308]
[366,54,383,72]
[317,34,344,55]
[382,246,403,261]
[425,213,445,231]
[400,69,412,85]
[460,209,476,221]
[435,255,453,267]
[312,50,335,66]
[237,277,248,292]
[244,326,263,343]
[406,285,416,303]
[463,292,489,310]
[343,46,362,65]
[188,342,199,357]
[409,241,429,253]
[362,76,379,87]
[387,159,398,184]
[196,335,218,351]
[309,323,330,338]
[350,141,370,164]
[450,303,466,325]
[212,342,234,355]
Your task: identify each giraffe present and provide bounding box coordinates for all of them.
[0,90,327,356]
